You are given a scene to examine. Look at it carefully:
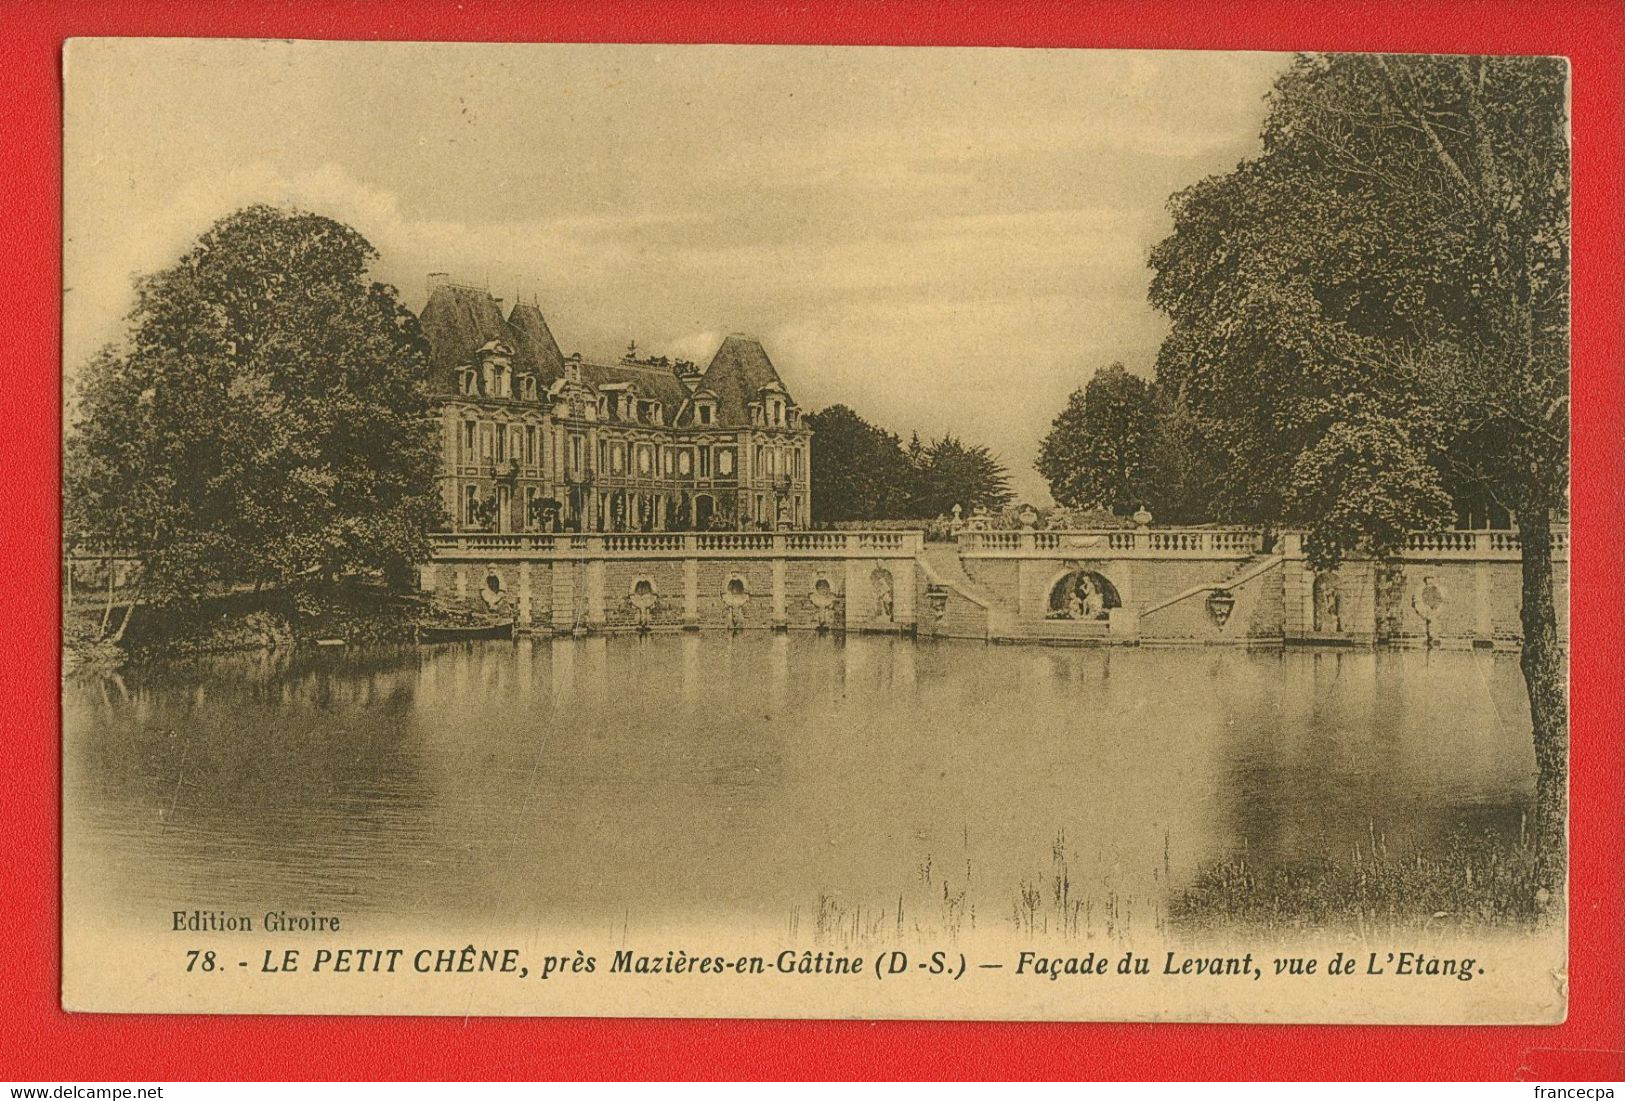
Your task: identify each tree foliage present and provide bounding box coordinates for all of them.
[65,205,445,621]
[1149,54,1568,561]
[1147,53,1570,884]
[910,435,1015,517]
[804,405,915,522]
[806,405,1013,521]
[1036,362,1157,515]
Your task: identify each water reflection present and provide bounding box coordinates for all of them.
[64,638,1536,937]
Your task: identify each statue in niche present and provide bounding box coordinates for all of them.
[722,576,750,631]
[480,571,507,610]
[809,576,836,631]
[1411,574,1445,647]
[870,568,894,622]
[1312,571,1341,633]
[629,578,658,632]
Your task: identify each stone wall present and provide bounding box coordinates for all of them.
[421,533,1566,647]
[425,550,919,634]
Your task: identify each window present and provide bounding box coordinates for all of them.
[480,424,494,461]
[637,446,652,475]
[462,421,476,461]
[754,445,764,476]
[717,448,734,477]
[598,439,607,472]
[663,448,674,477]
[495,425,507,464]
[698,447,711,477]
[678,450,692,476]
[570,435,583,474]
[794,447,802,477]
[611,444,625,475]
[697,404,713,425]
[463,485,478,525]
[525,426,537,467]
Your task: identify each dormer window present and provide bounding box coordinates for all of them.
[597,396,609,419]
[521,377,537,401]
[459,368,478,396]
[697,403,714,426]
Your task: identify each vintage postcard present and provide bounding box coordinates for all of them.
[61,39,1569,1021]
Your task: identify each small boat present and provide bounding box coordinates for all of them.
[419,621,514,643]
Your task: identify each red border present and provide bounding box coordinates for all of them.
[5,0,1622,1082]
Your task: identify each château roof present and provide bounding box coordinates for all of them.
[506,300,566,381]
[577,360,691,417]
[697,334,797,427]
[419,283,564,392]
[416,282,802,430]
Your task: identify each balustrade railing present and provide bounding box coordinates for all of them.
[429,530,924,557]
[957,528,1261,555]
[429,525,1561,560]
[1400,526,1569,558]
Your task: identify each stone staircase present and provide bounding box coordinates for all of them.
[917,542,1019,637]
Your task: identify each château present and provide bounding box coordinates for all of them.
[420,274,812,534]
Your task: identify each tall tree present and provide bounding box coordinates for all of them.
[911,435,1014,517]
[804,404,913,522]
[1148,54,1570,889]
[65,205,445,630]
[1037,362,1157,515]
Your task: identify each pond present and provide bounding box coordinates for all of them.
[64,635,1538,942]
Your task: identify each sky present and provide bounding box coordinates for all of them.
[64,40,1286,503]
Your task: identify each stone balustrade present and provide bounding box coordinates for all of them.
[429,529,926,559]
[957,528,1260,557]
[955,526,1569,561]
[1396,527,1569,559]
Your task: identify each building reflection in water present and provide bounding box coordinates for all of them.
[63,638,1538,939]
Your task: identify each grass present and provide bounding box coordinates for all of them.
[793,822,1552,949]
[1171,820,1552,935]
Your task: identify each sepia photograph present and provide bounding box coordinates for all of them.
[60,38,1570,1022]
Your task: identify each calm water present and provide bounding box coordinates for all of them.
[64,636,1537,938]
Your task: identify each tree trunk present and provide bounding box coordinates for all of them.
[109,568,146,644]
[1515,502,1567,900]
[99,558,116,635]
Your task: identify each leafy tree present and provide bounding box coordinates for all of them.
[804,404,914,522]
[1037,362,1157,515]
[910,435,1014,517]
[65,205,444,634]
[1140,380,1221,525]
[1148,54,1569,888]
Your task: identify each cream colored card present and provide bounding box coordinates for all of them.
[62,39,1570,1021]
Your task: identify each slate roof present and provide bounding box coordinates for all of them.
[418,284,802,430]
[419,283,564,393]
[507,300,566,381]
[696,334,797,427]
[577,360,691,422]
